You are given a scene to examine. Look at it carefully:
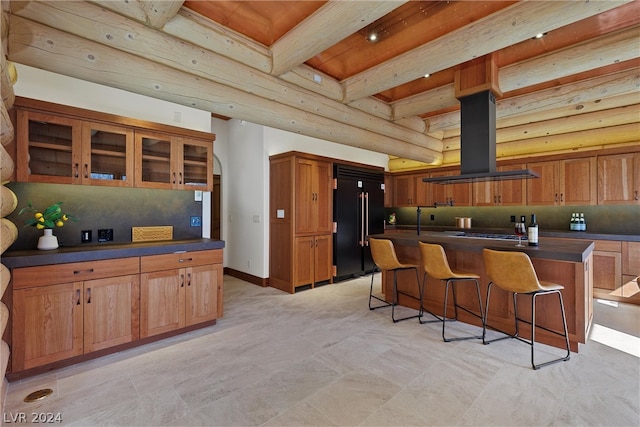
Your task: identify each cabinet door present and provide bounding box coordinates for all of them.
[293,236,314,287]
[527,161,560,205]
[16,110,82,184]
[12,282,83,371]
[384,174,393,207]
[497,164,527,205]
[414,174,431,206]
[140,269,185,337]
[82,122,134,187]
[83,275,139,353]
[598,153,640,205]
[185,265,218,326]
[314,234,332,283]
[314,160,333,233]
[561,158,596,205]
[295,159,316,233]
[622,242,640,276]
[135,131,174,189]
[394,175,415,206]
[177,138,213,191]
[472,180,495,206]
[449,181,472,206]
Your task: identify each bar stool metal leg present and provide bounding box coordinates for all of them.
[441,278,483,342]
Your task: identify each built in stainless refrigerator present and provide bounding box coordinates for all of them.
[333,164,385,282]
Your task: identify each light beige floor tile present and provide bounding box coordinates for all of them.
[262,401,338,426]
[305,371,401,426]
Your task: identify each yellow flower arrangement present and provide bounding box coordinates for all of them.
[18,201,77,229]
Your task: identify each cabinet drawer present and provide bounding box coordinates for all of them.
[12,257,140,289]
[594,240,621,252]
[140,249,223,273]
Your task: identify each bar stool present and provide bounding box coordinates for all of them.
[482,248,571,370]
[369,237,422,323]
[418,242,484,342]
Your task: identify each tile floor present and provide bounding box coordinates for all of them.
[3,275,639,426]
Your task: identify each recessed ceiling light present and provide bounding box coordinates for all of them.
[533,32,547,39]
[368,33,377,42]
[424,73,431,78]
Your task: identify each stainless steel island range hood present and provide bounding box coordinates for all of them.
[423,90,538,184]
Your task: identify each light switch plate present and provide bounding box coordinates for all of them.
[194,190,203,202]
[190,216,202,227]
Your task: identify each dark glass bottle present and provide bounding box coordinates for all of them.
[528,214,538,246]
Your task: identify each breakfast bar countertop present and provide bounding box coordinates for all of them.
[1,239,226,269]
[374,231,594,263]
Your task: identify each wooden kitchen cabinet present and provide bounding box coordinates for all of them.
[472,164,527,206]
[295,158,332,234]
[293,234,332,287]
[527,158,596,206]
[269,152,334,293]
[16,108,136,187]
[393,174,416,206]
[11,258,139,371]
[140,249,222,338]
[384,173,393,207]
[16,109,82,184]
[597,153,640,205]
[135,131,212,191]
[429,170,472,206]
[592,240,640,305]
[13,97,214,191]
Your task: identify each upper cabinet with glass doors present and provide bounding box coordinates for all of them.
[13,98,214,191]
[134,131,212,191]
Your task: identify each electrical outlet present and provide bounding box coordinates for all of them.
[190,216,202,227]
[97,229,113,242]
[510,215,516,223]
[81,230,92,243]
[430,214,435,221]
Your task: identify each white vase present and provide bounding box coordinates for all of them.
[37,228,59,250]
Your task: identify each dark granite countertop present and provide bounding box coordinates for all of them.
[1,239,225,269]
[374,232,594,263]
[386,225,640,242]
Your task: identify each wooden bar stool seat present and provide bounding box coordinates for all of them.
[418,242,484,342]
[482,248,571,369]
[369,238,422,323]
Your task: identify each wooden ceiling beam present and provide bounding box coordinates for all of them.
[90,0,184,29]
[343,0,632,103]
[427,68,640,132]
[442,105,640,150]
[8,16,442,164]
[270,1,406,76]
[10,1,441,152]
[393,25,640,120]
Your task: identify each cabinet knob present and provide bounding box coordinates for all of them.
[74,163,79,178]
[180,274,184,287]
[635,190,639,200]
[86,288,92,304]
[84,164,89,179]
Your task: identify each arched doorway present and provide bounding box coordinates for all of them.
[211,155,222,240]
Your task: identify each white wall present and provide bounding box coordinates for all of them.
[14,64,211,132]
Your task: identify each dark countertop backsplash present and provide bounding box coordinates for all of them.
[386,204,640,240]
[5,182,205,251]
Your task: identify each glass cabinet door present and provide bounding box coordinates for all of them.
[82,122,134,187]
[180,138,212,190]
[135,131,173,189]
[16,110,82,184]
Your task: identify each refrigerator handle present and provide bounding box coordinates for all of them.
[359,192,365,247]
[364,192,369,246]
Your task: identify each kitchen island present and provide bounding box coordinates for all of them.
[373,232,594,352]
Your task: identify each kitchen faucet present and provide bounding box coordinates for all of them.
[416,201,454,235]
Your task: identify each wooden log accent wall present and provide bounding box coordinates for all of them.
[0,3,17,408]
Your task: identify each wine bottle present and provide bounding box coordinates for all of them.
[579,213,586,231]
[528,214,538,246]
[570,213,576,231]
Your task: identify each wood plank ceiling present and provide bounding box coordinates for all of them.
[5,0,640,170]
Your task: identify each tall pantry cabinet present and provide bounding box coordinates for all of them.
[269,152,333,293]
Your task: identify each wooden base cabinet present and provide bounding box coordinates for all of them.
[293,234,332,287]
[11,258,140,372]
[140,250,223,338]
